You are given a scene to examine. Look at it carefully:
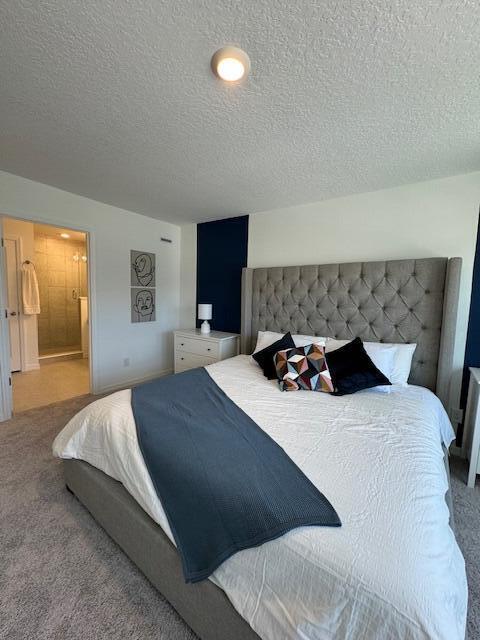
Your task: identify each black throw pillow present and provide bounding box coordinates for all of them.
[325,337,391,395]
[253,332,296,380]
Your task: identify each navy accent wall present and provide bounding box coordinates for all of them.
[458,209,480,446]
[196,215,249,334]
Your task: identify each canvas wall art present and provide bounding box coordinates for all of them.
[130,249,156,323]
[131,250,156,287]
[131,288,156,323]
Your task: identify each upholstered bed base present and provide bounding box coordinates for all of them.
[64,454,455,640]
[64,459,260,640]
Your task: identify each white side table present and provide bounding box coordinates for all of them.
[464,367,480,487]
[174,329,239,374]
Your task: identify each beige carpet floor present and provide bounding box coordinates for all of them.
[0,395,478,639]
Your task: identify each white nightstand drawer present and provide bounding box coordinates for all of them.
[175,351,217,373]
[174,329,239,374]
[175,336,219,358]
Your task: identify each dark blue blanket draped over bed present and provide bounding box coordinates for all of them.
[131,367,341,583]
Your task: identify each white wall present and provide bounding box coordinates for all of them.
[2,217,39,370]
[248,171,480,417]
[179,223,196,329]
[0,170,181,394]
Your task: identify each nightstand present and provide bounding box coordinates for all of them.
[465,367,480,487]
[174,329,240,374]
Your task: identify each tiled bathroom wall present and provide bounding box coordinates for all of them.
[34,233,87,353]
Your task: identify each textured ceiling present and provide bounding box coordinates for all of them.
[0,1,479,224]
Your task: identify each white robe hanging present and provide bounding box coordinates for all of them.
[22,262,40,315]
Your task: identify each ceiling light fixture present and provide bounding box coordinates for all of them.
[211,46,250,82]
[60,233,70,238]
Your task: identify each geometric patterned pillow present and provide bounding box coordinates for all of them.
[274,343,334,393]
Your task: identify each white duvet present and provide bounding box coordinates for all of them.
[53,356,467,640]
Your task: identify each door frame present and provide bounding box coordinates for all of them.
[0,212,98,421]
[4,233,27,372]
[0,219,13,420]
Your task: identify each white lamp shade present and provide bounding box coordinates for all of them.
[198,304,212,321]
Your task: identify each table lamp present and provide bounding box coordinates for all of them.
[198,303,212,334]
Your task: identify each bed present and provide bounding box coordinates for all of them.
[54,257,467,640]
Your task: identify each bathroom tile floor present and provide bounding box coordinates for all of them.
[12,359,90,413]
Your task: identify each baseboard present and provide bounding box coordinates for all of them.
[94,368,173,395]
[23,363,40,371]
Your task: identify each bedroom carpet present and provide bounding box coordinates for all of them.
[0,396,478,640]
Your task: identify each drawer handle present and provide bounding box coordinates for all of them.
[181,357,184,360]
[207,348,211,351]
[180,343,184,346]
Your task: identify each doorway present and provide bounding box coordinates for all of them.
[5,236,22,372]
[2,217,91,413]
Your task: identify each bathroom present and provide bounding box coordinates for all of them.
[2,217,90,412]
[34,223,89,361]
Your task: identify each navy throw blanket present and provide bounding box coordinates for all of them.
[131,367,341,583]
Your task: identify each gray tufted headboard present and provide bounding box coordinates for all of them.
[241,257,461,408]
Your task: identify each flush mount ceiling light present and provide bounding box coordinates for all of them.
[60,233,70,238]
[211,46,250,82]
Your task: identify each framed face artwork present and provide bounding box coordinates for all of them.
[130,250,156,323]
[131,288,156,323]
[131,250,155,287]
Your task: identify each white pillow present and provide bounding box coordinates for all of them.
[293,334,326,347]
[252,331,285,354]
[389,343,416,385]
[325,338,416,386]
[253,331,326,354]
